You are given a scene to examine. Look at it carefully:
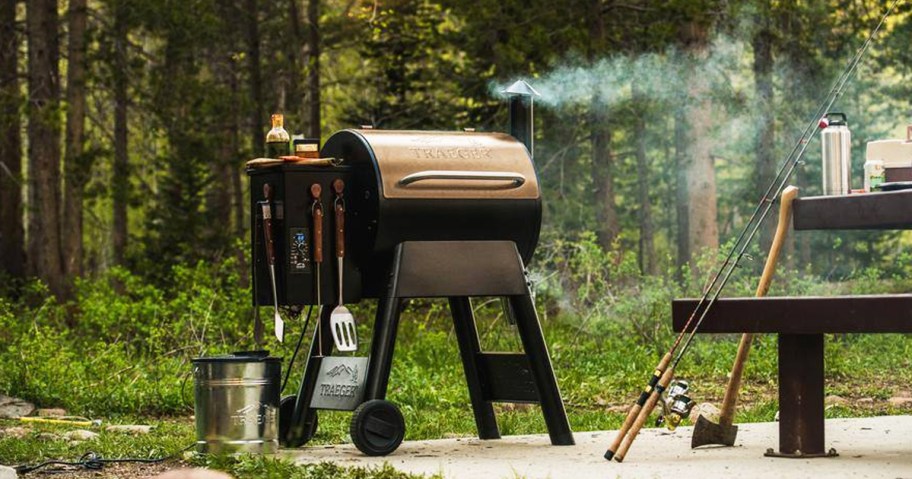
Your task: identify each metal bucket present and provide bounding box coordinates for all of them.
[193,351,281,454]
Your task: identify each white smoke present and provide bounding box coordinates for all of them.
[491,35,750,110]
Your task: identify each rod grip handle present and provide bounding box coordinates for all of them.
[615,367,675,462]
[604,352,672,459]
[605,403,641,460]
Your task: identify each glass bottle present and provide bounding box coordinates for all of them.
[265,114,290,158]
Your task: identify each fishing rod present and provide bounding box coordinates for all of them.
[604,0,902,462]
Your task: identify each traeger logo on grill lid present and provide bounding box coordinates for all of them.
[406,136,493,161]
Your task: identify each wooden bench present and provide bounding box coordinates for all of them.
[672,189,912,458]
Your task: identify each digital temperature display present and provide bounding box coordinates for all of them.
[289,228,311,273]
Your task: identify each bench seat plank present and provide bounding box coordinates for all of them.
[672,294,912,334]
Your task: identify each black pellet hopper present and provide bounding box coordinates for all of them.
[247,80,573,456]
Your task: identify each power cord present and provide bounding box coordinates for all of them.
[282,304,314,393]
[14,444,195,475]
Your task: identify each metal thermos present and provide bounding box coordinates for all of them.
[193,351,281,454]
[820,112,852,195]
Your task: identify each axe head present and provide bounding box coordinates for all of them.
[691,414,738,448]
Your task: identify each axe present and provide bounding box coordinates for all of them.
[691,185,798,448]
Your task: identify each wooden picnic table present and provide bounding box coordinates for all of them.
[673,189,912,458]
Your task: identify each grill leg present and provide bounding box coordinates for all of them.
[765,333,835,458]
[365,295,404,400]
[508,294,574,446]
[449,296,501,440]
[286,305,334,446]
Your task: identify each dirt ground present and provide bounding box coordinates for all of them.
[15,460,181,478]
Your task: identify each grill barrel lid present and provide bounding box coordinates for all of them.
[337,129,540,200]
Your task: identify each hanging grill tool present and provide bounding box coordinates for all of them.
[329,179,358,352]
[310,183,324,353]
[604,0,902,462]
[262,184,284,342]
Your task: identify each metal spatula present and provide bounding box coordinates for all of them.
[262,184,284,342]
[330,179,358,352]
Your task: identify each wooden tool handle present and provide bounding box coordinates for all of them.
[263,215,276,266]
[756,185,798,297]
[311,184,323,263]
[615,366,675,462]
[717,185,799,426]
[333,179,345,258]
[605,352,673,459]
[262,184,276,266]
[717,333,753,427]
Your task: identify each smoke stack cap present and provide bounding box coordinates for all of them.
[503,80,541,98]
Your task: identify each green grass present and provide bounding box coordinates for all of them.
[3,305,912,477]
[3,252,912,477]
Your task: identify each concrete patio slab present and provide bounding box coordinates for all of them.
[288,415,912,478]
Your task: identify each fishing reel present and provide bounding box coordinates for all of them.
[655,379,694,431]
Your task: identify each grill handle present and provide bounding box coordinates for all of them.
[398,170,526,188]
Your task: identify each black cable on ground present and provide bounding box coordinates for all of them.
[14,444,195,475]
[282,304,314,393]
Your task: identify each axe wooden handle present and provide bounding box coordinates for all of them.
[717,185,798,427]
[614,366,675,462]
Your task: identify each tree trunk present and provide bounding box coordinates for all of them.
[207,4,239,244]
[684,98,719,257]
[112,2,128,265]
[287,0,303,128]
[674,108,689,270]
[26,0,64,296]
[587,0,618,250]
[62,0,87,278]
[305,0,320,139]
[779,4,813,270]
[633,87,656,275]
[590,107,620,250]
[677,21,719,265]
[246,0,264,156]
[753,3,775,254]
[0,0,24,279]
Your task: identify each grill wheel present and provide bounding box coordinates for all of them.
[349,399,406,456]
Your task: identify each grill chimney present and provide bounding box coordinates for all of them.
[503,80,540,160]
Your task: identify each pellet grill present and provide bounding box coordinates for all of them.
[248,80,573,455]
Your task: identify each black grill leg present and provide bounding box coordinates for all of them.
[286,305,334,446]
[508,294,574,446]
[449,296,501,440]
[365,295,404,400]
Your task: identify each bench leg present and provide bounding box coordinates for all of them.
[765,333,836,458]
